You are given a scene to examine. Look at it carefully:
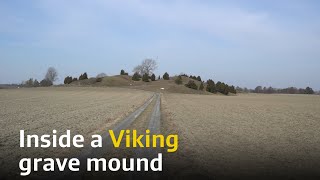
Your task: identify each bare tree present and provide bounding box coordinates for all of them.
[133,59,157,76]
[45,67,58,83]
[133,65,144,75]
[96,73,107,78]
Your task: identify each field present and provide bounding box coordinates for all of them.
[0,87,153,176]
[1,86,320,179]
[162,93,320,179]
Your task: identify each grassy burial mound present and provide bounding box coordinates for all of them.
[68,74,213,95]
[61,61,237,95]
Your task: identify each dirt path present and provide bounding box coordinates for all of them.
[148,94,161,134]
[57,93,163,179]
[133,93,162,165]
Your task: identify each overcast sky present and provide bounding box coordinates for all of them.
[0,0,319,89]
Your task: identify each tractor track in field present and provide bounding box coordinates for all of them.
[49,93,162,180]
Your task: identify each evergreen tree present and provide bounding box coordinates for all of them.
[40,79,53,87]
[206,79,216,93]
[196,76,202,81]
[216,81,223,93]
[185,80,198,90]
[25,78,34,87]
[151,74,156,81]
[120,69,128,75]
[229,85,237,94]
[163,72,170,80]
[199,82,204,90]
[142,73,149,82]
[223,84,230,95]
[83,72,88,79]
[132,72,141,81]
[79,72,88,80]
[305,87,314,94]
[64,76,73,84]
[33,79,40,87]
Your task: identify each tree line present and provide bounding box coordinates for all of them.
[22,67,58,87]
[254,86,314,94]
[64,73,88,84]
[180,76,236,95]
[22,67,91,87]
[236,86,315,94]
[21,60,316,96]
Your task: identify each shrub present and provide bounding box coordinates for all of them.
[142,73,149,82]
[79,73,88,80]
[199,82,204,90]
[216,81,222,92]
[216,82,229,95]
[185,80,198,90]
[96,77,103,82]
[197,76,202,81]
[163,72,170,80]
[132,72,141,81]
[25,78,34,87]
[83,73,88,79]
[33,79,40,87]
[64,76,73,84]
[206,79,216,93]
[151,74,156,81]
[72,78,78,82]
[40,79,53,87]
[223,85,230,95]
[120,70,128,75]
[305,87,314,94]
[96,73,106,82]
[189,75,198,80]
[175,76,183,85]
[229,85,237,94]
[217,82,222,93]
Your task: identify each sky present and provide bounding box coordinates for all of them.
[0,0,319,89]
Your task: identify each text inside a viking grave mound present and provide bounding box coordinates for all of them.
[19,130,179,176]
